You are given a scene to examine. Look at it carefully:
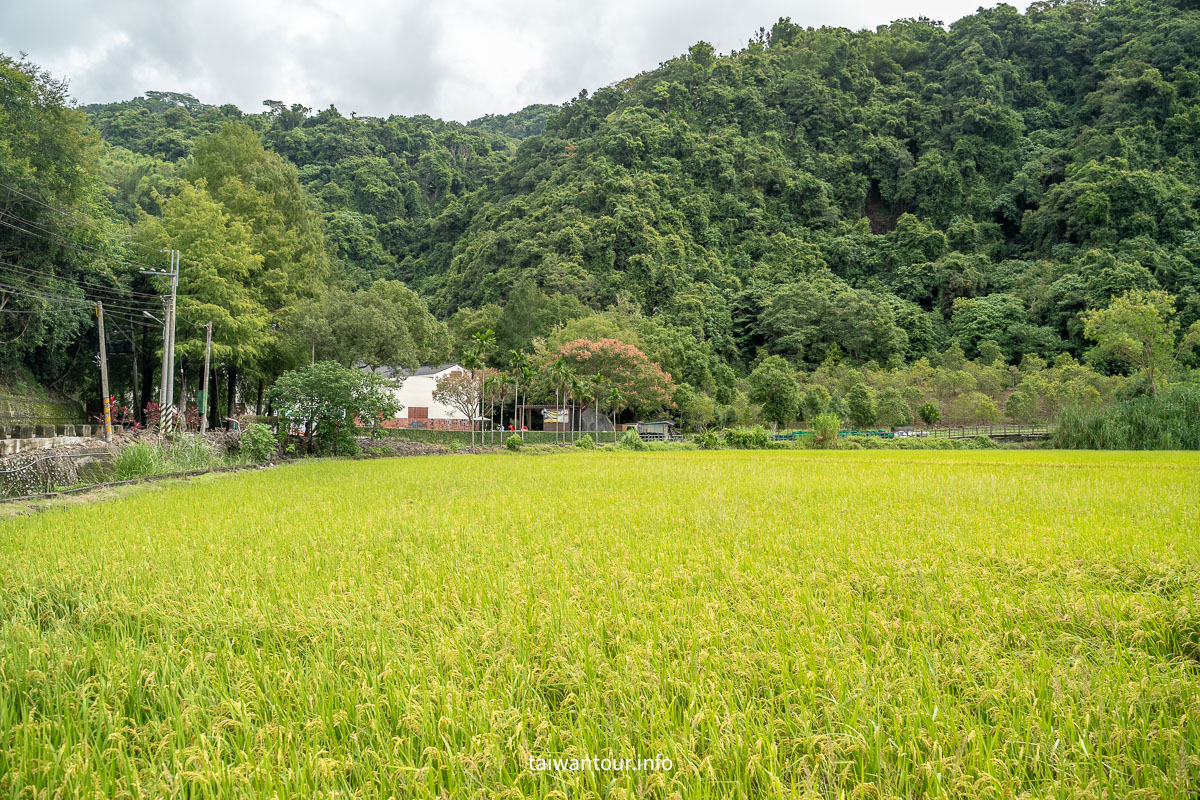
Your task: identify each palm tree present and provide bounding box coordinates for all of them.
[510,350,528,439]
[460,354,481,448]
[520,364,536,440]
[590,373,607,442]
[572,372,592,441]
[608,384,625,444]
[550,358,568,444]
[484,372,506,445]
[468,329,496,448]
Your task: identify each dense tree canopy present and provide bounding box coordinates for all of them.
[6,0,1200,427]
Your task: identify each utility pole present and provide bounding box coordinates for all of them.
[164,249,179,424]
[199,321,212,435]
[96,302,112,443]
[142,250,179,435]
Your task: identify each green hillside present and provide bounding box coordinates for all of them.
[3,0,1200,423]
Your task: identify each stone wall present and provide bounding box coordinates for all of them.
[0,391,86,427]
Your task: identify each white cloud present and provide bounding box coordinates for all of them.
[0,0,1000,121]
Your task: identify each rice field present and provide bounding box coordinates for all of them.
[1,450,1198,799]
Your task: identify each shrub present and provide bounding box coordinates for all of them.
[109,441,162,481]
[619,429,647,451]
[574,434,595,450]
[695,430,721,450]
[166,435,222,471]
[240,423,277,463]
[843,434,998,450]
[811,413,841,449]
[268,361,398,455]
[1051,383,1200,449]
[722,426,770,449]
[505,434,523,452]
[109,435,224,481]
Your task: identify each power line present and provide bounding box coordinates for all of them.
[0,278,162,317]
[0,257,167,301]
[0,283,160,316]
[0,181,106,231]
[0,211,165,275]
[0,258,165,301]
[0,200,166,272]
[0,303,161,331]
[0,258,173,308]
[0,306,88,315]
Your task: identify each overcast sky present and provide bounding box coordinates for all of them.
[1,0,996,122]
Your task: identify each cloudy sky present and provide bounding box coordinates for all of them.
[2,0,995,122]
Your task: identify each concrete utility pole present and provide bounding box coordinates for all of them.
[164,250,179,414]
[142,250,179,435]
[95,302,112,443]
[199,321,212,435]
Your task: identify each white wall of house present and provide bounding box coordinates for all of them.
[391,364,469,421]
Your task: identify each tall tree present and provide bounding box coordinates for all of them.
[1084,290,1200,395]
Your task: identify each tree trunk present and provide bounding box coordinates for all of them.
[256,379,264,415]
[210,367,221,431]
[140,326,154,424]
[179,358,189,429]
[226,364,238,423]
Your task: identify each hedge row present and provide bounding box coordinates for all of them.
[377,428,600,446]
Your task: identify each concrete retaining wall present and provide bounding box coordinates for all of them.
[0,424,105,456]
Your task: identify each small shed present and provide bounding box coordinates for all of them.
[635,420,681,441]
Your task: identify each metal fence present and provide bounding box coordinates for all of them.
[770,424,1049,442]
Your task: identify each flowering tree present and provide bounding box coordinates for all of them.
[553,339,675,419]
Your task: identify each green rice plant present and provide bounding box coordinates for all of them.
[2,450,1199,798]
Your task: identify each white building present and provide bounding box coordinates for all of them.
[369,363,473,430]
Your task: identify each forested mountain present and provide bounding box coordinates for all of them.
[4,0,1200,424]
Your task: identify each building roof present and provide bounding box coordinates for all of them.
[365,363,464,380]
